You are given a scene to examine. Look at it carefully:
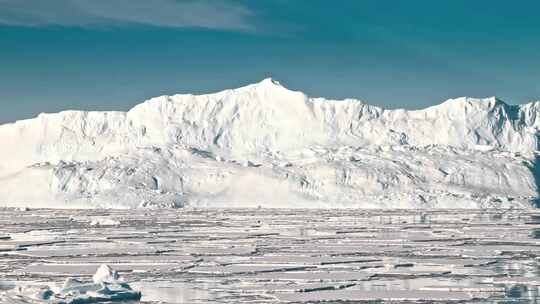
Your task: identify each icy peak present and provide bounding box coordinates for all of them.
[258,77,283,87]
[437,96,507,109]
[236,77,290,94]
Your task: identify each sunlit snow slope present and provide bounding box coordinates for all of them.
[1,79,539,208]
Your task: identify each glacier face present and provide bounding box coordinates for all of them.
[0,78,539,209]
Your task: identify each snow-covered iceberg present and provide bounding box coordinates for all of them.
[0,79,539,209]
[1,264,141,304]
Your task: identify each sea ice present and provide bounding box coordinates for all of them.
[3,264,140,304]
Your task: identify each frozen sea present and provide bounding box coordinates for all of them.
[1,208,539,303]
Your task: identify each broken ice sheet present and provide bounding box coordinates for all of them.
[1,208,539,303]
[274,289,477,302]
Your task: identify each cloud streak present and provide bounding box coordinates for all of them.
[0,0,254,31]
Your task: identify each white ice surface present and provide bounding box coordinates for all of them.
[0,79,539,208]
[2,264,140,304]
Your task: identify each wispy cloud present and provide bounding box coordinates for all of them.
[0,0,254,31]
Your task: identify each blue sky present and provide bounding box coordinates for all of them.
[1,0,539,123]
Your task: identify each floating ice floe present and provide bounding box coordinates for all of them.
[3,264,141,304]
[89,218,121,226]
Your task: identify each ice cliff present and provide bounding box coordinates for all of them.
[1,78,539,208]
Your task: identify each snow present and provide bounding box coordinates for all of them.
[0,78,539,208]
